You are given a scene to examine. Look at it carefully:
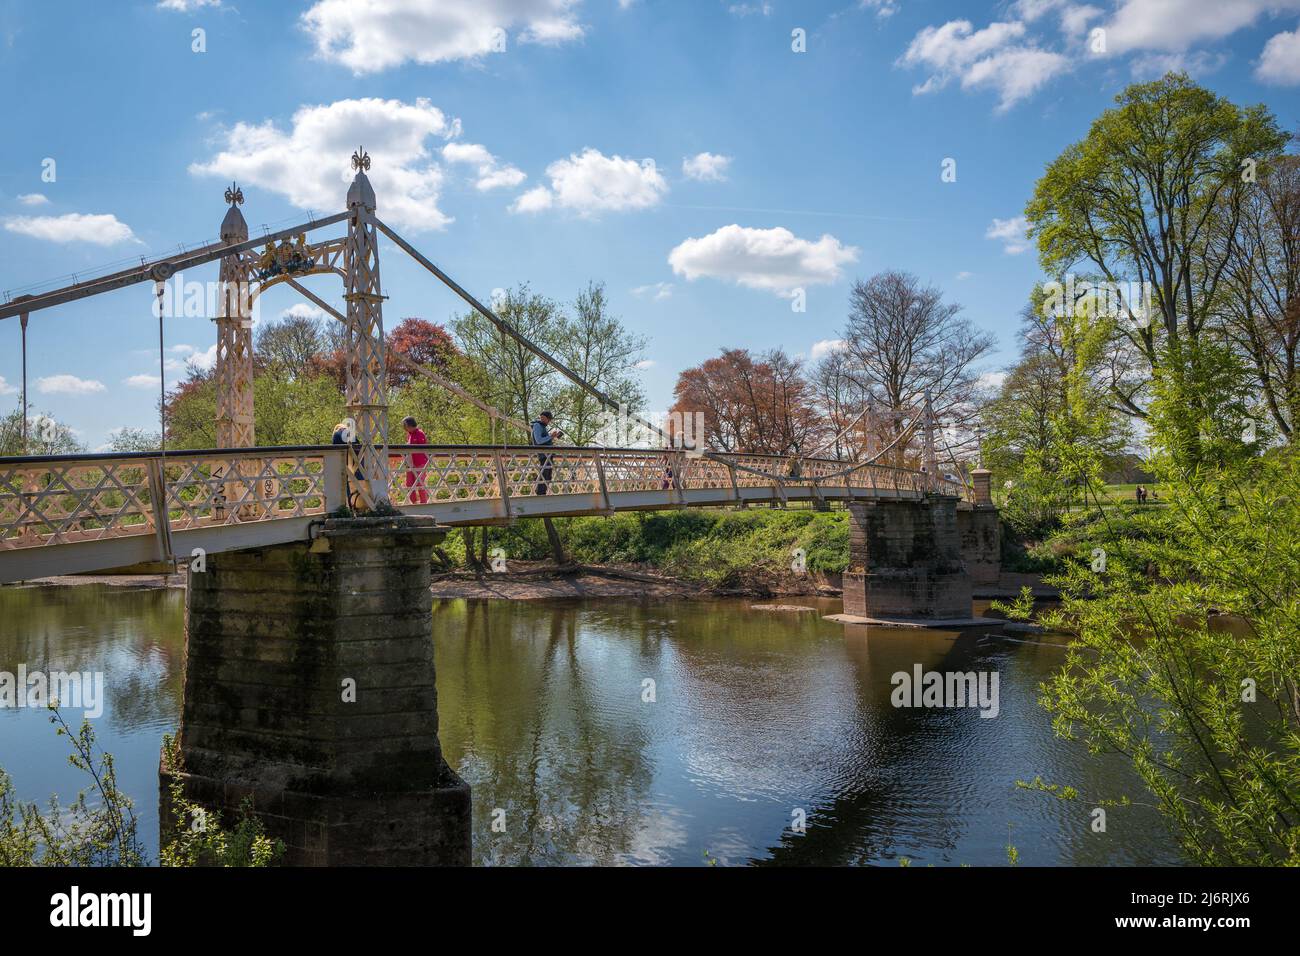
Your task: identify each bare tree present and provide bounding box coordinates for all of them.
[840,270,995,464]
[810,345,868,461]
[255,314,328,379]
[1214,153,1300,441]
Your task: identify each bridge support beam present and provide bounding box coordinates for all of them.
[160,515,470,865]
[840,495,972,622]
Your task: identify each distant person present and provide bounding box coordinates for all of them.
[402,415,429,504]
[531,410,560,495]
[332,419,363,509]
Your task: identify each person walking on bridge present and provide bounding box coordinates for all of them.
[332,419,364,511]
[531,411,560,495]
[402,415,429,504]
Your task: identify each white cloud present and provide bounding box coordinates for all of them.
[301,0,586,73]
[1256,28,1300,84]
[986,215,1030,254]
[634,359,655,369]
[1130,48,1228,79]
[16,193,48,206]
[511,148,667,216]
[978,370,1008,391]
[1102,0,1300,55]
[727,3,772,16]
[900,19,1069,111]
[961,47,1070,109]
[668,224,859,296]
[158,0,222,10]
[3,213,136,245]
[281,303,325,321]
[510,185,554,213]
[986,216,1030,253]
[1059,3,1102,34]
[125,374,162,389]
[631,282,673,300]
[682,152,732,182]
[1012,0,1101,32]
[810,338,846,360]
[0,376,16,396]
[37,374,106,395]
[904,19,1026,76]
[442,142,526,191]
[861,0,900,18]
[166,343,219,372]
[956,270,973,280]
[190,98,458,232]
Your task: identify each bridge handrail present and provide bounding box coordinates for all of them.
[0,444,955,488]
[0,445,966,559]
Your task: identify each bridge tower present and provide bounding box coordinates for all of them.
[921,389,939,490]
[342,148,391,508]
[215,184,255,448]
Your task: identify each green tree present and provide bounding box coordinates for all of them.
[1019,450,1300,864]
[982,288,1131,534]
[0,406,83,456]
[108,427,160,452]
[1026,72,1286,467]
[552,282,646,445]
[453,284,565,438]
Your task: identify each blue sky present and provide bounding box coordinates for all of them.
[1,0,1298,450]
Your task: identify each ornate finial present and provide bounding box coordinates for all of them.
[351,146,371,172]
[224,182,244,206]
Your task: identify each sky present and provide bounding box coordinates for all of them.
[1,0,1298,451]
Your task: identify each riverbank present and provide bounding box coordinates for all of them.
[9,562,1052,601]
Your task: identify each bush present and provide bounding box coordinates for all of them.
[454,508,849,587]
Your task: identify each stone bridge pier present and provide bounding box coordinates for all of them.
[836,471,1000,625]
[159,515,470,866]
[956,469,1001,588]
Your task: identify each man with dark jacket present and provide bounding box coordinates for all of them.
[531,411,559,495]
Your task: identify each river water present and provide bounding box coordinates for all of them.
[0,583,1181,866]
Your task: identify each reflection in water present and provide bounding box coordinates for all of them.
[0,585,1180,865]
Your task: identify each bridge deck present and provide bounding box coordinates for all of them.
[0,445,963,583]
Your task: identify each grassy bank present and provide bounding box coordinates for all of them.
[447,508,849,590]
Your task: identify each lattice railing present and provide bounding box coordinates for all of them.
[0,448,343,554]
[1,445,964,555]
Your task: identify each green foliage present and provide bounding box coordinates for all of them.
[164,374,218,449]
[0,406,84,456]
[107,427,160,453]
[159,736,284,867]
[1034,451,1300,864]
[1024,73,1287,426]
[1146,337,1263,474]
[453,282,647,443]
[0,714,282,867]
[459,508,849,587]
[0,709,144,866]
[251,371,346,446]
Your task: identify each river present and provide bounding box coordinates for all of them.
[0,583,1181,866]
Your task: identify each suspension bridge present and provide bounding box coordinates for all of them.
[0,148,971,586]
[1,151,997,865]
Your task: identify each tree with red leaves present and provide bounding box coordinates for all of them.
[386,318,457,385]
[670,347,822,455]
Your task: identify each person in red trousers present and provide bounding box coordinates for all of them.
[402,415,429,504]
